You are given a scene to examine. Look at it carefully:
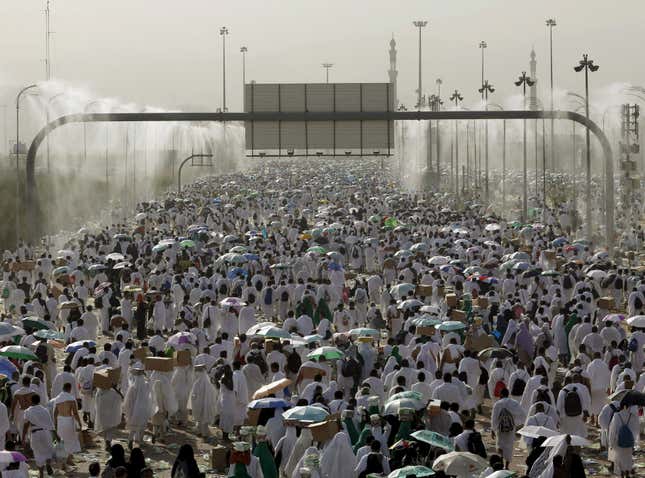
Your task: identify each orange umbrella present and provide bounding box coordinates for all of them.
[252,378,292,400]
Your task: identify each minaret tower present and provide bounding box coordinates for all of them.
[388,36,398,109]
[529,47,539,110]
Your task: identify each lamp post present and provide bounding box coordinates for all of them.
[489,103,506,212]
[435,79,442,185]
[478,80,494,201]
[322,63,333,83]
[478,41,487,87]
[15,84,38,246]
[0,105,6,156]
[220,27,229,112]
[546,18,556,170]
[240,46,248,91]
[449,90,463,195]
[574,53,599,242]
[413,21,428,109]
[515,71,535,222]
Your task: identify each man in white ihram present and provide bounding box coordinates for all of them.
[23,394,57,478]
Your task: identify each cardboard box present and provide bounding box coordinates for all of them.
[417,285,433,297]
[210,445,229,472]
[417,326,435,336]
[451,309,466,322]
[133,347,149,361]
[598,297,615,310]
[300,366,326,380]
[308,418,340,443]
[92,367,121,389]
[144,357,174,372]
[265,339,279,353]
[474,297,489,309]
[11,261,36,272]
[175,349,192,367]
[543,250,556,261]
[427,400,441,416]
[445,293,458,308]
[245,408,260,426]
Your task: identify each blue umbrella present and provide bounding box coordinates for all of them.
[227,268,249,279]
[0,357,18,378]
[65,340,96,354]
[248,398,292,409]
[243,253,260,261]
[327,262,343,271]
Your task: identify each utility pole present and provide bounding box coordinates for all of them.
[220,27,229,112]
[449,90,463,195]
[515,71,535,222]
[413,21,428,109]
[546,18,556,170]
[322,63,333,83]
[44,0,52,80]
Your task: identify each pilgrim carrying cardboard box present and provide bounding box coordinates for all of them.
[300,366,326,380]
[245,408,261,426]
[451,309,467,321]
[417,285,433,297]
[445,293,458,308]
[144,357,174,372]
[175,349,192,367]
[93,367,121,389]
[474,297,489,309]
[417,326,435,336]
[598,297,615,310]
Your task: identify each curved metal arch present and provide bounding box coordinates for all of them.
[24,110,614,249]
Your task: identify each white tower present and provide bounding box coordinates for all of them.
[388,36,398,109]
[529,48,539,110]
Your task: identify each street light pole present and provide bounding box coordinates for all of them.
[574,53,599,242]
[436,78,442,186]
[15,84,38,246]
[240,46,247,87]
[449,90,463,195]
[478,80,494,201]
[479,41,487,89]
[413,21,428,109]
[322,63,333,83]
[546,19,556,171]
[515,72,536,222]
[220,27,229,112]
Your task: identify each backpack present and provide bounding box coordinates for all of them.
[628,337,638,352]
[352,247,359,259]
[493,380,506,398]
[281,290,289,302]
[635,296,643,310]
[535,388,551,405]
[617,414,635,448]
[511,378,526,397]
[564,387,582,416]
[497,408,515,433]
[360,453,384,478]
[609,355,620,370]
[467,431,487,458]
[563,275,573,289]
[341,356,359,377]
[264,288,273,306]
[286,352,301,374]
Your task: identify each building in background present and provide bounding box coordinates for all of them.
[529,48,539,111]
[388,36,398,109]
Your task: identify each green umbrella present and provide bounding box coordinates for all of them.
[383,217,398,229]
[52,266,70,277]
[0,345,39,361]
[389,391,424,402]
[152,243,171,253]
[21,317,54,331]
[541,270,560,277]
[179,239,196,249]
[33,329,64,340]
[368,215,381,224]
[410,430,454,451]
[253,326,291,339]
[281,406,329,423]
[435,321,467,332]
[384,397,424,414]
[307,346,344,361]
[349,328,380,338]
[307,246,326,254]
[229,245,248,254]
[270,263,292,270]
[412,316,442,328]
[388,466,435,478]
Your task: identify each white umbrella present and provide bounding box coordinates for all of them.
[432,452,488,478]
[484,223,501,232]
[586,269,606,280]
[486,471,517,478]
[517,425,559,439]
[428,256,449,266]
[541,434,590,447]
[627,315,645,328]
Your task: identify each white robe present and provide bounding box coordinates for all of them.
[607,408,640,473]
[94,388,122,437]
[233,370,249,427]
[585,359,610,415]
[190,370,217,426]
[555,383,591,438]
[123,375,152,432]
[491,397,526,462]
[24,405,55,467]
[52,392,81,455]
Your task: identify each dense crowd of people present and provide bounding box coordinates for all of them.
[0,158,642,478]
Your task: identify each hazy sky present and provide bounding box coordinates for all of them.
[1,0,645,112]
